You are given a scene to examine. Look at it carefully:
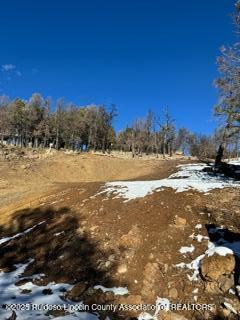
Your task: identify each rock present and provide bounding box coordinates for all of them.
[42,288,53,295]
[168,287,178,299]
[201,253,235,293]
[205,274,234,294]
[105,260,111,268]
[117,295,142,316]
[219,275,235,292]
[15,278,32,286]
[141,262,162,302]
[66,283,87,301]
[108,254,115,262]
[221,307,231,317]
[205,282,221,294]
[21,289,32,294]
[201,253,235,281]
[119,225,142,248]
[117,264,127,274]
[6,311,17,320]
[174,216,186,228]
[223,298,240,315]
[84,289,113,305]
[149,253,154,260]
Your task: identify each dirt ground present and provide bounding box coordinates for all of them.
[0,149,239,320]
[0,150,183,220]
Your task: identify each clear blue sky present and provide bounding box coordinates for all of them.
[0,0,236,134]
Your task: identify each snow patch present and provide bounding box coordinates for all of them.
[94,285,128,295]
[137,297,170,320]
[0,221,45,245]
[54,231,64,236]
[189,234,209,242]
[0,260,99,319]
[228,160,240,165]
[179,245,195,254]
[96,163,240,201]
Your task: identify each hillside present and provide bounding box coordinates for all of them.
[0,150,240,319]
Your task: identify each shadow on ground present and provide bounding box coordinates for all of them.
[0,206,132,319]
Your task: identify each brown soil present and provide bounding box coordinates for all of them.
[0,150,239,320]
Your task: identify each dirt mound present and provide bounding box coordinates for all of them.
[35,152,178,183]
[0,151,181,215]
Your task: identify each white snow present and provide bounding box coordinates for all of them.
[206,242,233,257]
[0,221,45,245]
[195,224,202,229]
[189,234,209,242]
[137,297,170,320]
[138,313,155,320]
[228,160,240,165]
[229,288,235,295]
[223,302,238,314]
[0,260,99,320]
[155,297,170,312]
[96,163,240,201]
[179,245,195,254]
[54,231,65,236]
[94,285,128,295]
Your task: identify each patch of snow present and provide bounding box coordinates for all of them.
[192,288,198,294]
[206,242,233,257]
[137,297,171,320]
[189,234,209,242]
[223,302,238,314]
[138,313,155,320]
[0,221,45,245]
[229,288,235,295]
[94,285,128,295]
[195,224,202,229]
[155,297,170,312]
[208,227,240,257]
[96,163,240,201]
[179,245,195,254]
[228,160,240,165]
[54,231,64,236]
[0,260,99,320]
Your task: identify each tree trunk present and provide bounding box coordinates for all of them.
[215,144,224,166]
[56,128,59,150]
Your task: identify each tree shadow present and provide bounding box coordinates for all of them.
[0,206,130,319]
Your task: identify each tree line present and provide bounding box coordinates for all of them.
[0,95,117,152]
[0,93,234,159]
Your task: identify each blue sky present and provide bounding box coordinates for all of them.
[0,0,236,133]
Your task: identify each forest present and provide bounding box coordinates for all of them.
[0,91,238,160]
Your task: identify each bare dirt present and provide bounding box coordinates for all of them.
[0,149,239,320]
